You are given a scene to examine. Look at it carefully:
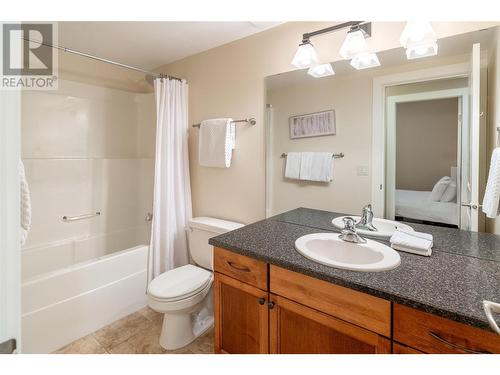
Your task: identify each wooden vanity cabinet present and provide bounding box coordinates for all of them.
[269,294,391,354]
[213,247,500,354]
[213,247,269,354]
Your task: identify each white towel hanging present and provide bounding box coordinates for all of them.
[198,118,234,168]
[20,160,31,245]
[482,147,500,218]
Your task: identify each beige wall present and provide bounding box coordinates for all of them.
[395,98,458,191]
[487,27,500,233]
[157,22,498,224]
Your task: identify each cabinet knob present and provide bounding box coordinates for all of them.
[258,297,266,305]
[268,301,275,309]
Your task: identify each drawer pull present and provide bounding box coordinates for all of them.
[227,261,251,272]
[483,300,500,335]
[429,331,491,354]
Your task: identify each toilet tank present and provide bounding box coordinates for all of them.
[187,217,244,270]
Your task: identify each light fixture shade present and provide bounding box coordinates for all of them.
[405,41,438,59]
[339,29,368,59]
[291,42,318,68]
[307,63,335,78]
[350,53,380,70]
[399,21,437,48]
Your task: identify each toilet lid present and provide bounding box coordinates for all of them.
[148,264,213,301]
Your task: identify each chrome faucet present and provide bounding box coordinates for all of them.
[356,204,378,232]
[339,217,367,244]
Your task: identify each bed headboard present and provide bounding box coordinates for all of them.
[451,166,457,182]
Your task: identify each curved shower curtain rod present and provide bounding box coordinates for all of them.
[23,37,183,82]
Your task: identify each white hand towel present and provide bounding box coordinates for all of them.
[198,118,234,168]
[20,160,31,246]
[299,152,333,182]
[285,152,301,179]
[390,228,433,257]
[482,148,500,218]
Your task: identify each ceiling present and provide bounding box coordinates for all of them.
[266,27,495,91]
[58,21,281,70]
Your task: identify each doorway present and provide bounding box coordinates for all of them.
[385,87,467,228]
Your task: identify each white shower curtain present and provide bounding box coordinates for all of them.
[148,77,192,283]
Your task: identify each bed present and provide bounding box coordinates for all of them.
[395,189,459,226]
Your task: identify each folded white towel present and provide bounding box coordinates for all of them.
[299,152,334,182]
[198,118,234,168]
[482,148,500,218]
[20,160,31,246]
[390,229,433,257]
[285,152,301,179]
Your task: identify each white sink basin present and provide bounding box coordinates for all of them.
[295,233,401,272]
[331,216,413,239]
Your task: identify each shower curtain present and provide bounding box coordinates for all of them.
[148,77,192,283]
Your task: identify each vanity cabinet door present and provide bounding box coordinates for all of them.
[269,294,391,354]
[214,272,269,354]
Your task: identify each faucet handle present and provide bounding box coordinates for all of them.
[342,217,356,231]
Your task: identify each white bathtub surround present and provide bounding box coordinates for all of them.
[21,79,155,353]
[19,159,31,245]
[149,78,192,283]
[198,118,235,168]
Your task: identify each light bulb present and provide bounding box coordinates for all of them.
[291,41,318,69]
[350,52,380,70]
[339,29,368,59]
[307,63,335,78]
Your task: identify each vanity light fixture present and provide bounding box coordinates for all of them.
[399,21,438,59]
[291,22,380,76]
[307,63,335,78]
[291,40,318,69]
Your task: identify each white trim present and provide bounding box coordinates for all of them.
[0,89,21,352]
[371,62,470,217]
[385,88,468,224]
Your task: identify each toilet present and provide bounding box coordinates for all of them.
[147,217,244,350]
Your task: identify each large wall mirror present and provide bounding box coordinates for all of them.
[265,27,496,232]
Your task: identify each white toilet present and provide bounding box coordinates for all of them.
[147,216,244,350]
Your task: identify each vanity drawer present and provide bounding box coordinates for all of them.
[214,247,268,290]
[394,304,500,354]
[270,266,391,337]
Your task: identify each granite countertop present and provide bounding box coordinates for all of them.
[209,207,500,332]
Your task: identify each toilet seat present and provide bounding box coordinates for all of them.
[148,264,213,302]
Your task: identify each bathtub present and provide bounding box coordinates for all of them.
[21,233,149,353]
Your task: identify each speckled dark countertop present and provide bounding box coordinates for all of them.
[209,207,500,332]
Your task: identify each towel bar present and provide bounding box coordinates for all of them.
[62,211,101,222]
[280,152,344,159]
[192,118,256,128]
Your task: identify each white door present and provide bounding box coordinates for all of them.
[460,43,481,231]
[0,89,21,354]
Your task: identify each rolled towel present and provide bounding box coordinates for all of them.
[390,228,433,257]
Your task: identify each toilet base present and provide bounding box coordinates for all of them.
[159,311,214,350]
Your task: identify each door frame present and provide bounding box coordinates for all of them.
[0,89,21,353]
[371,62,471,218]
[385,88,469,225]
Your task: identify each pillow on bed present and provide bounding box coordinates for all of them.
[430,176,451,202]
[440,181,457,202]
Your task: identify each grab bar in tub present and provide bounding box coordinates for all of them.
[62,211,101,222]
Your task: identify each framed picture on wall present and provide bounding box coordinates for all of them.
[289,110,336,139]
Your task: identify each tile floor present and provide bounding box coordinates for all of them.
[53,307,214,354]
